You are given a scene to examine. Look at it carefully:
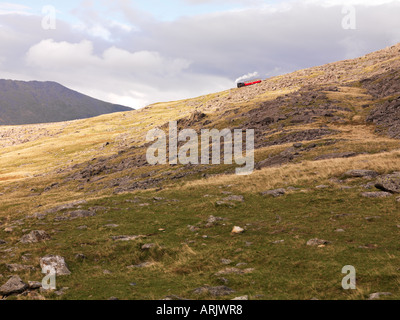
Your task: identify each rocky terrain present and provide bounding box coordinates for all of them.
[1,43,400,300]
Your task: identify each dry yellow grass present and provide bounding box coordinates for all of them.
[184,149,400,193]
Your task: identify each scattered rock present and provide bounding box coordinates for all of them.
[221,191,232,195]
[20,230,51,244]
[360,182,376,189]
[236,263,248,267]
[104,224,119,228]
[361,192,392,198]
[260,188,286,197]
[128,262,155,268]
[112,235,146,241]
[28,281,42,290]
[365,216,381,222]
[193,286,235,297]
[27,213,47,220]
[141,243,156,250]
[221,259,232,265]
[232,295,249,300]
[359,244,378,249]
[222,195,244,202]
[188,225,200,232]
[205,215,224,227]
[45,200,88,214]
[6,264,35,272]
[214,268,255,276]
[40,255,71,276]
[231,226,245,234]
[316,185,329,189]
[215,200,235,207]
[54,210,96,221]
[0,275,28,296]
[306,239,330,246]
[0,239,6,245]
[375,173,400,193]
[315,152,357,161]
[345,170,379,178]
[368,292,392,300]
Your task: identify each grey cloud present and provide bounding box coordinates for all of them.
[0,1,399,108]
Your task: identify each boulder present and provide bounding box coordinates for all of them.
[375,173,400,193]
[231,226,245,234]
[20,230,51,244]
[40,255,71,276]
[260,188,286,197]
[0,276,28,296]
[344,170,379,178]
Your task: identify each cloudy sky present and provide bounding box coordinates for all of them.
[0,0,400,108]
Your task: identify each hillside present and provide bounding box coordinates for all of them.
[1,43,400,300]
[0,80,131,125]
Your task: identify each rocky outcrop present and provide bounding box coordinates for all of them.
[20,230,51,244]
[0,276,28,296]
[344,170,379,178]
[40,255,71,276]
[375,173,400,193]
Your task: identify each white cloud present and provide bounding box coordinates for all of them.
[0,3,31,15]
[26,39,99,69]
[0,0,399,109]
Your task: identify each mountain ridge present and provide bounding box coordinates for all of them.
[0,79,131,125]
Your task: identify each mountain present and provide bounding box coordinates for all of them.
[0,80,131,125]
[1,43,400,300]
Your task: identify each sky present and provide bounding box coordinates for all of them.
[0,0,400,108]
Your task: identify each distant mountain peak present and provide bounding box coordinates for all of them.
[0,80,131,125]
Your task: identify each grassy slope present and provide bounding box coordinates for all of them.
[1,44,400,300]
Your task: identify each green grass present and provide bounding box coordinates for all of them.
[1,180,399,300]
